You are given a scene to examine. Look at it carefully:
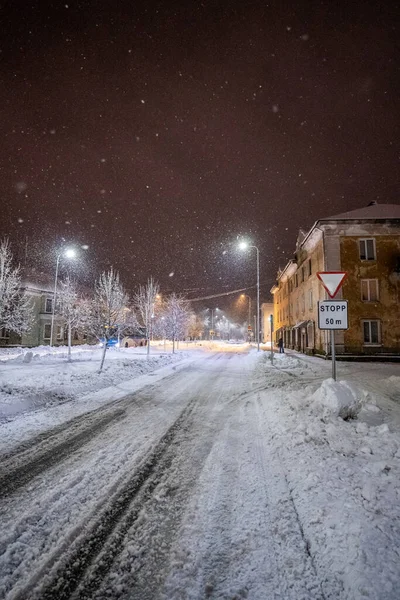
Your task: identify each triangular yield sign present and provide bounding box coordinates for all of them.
[316,271,347,298]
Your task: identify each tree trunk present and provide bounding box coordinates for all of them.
[68,324,72,362]
[99,341,107,372]
[172,336,175,354]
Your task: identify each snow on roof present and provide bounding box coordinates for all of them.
[321,202,400,221]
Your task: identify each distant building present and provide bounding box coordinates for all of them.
[0,273,89,348]
[271,203,400,358]
[261,302,274,344]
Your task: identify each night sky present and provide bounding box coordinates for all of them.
[1,0,399,306]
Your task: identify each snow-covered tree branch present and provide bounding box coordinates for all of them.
[87,268,129,372]
[163,293,191,353]
[56,275,87,361]
[133,277,160,356]
[0,238,32,336]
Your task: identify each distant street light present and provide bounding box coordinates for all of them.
[239,241,260,351]
[50,247,77,347]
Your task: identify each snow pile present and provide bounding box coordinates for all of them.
[311,378,369,420]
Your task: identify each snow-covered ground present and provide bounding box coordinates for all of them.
[0,344,194,420]
[0,344,399,599]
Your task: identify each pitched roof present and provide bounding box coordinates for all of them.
[322,202,400,221]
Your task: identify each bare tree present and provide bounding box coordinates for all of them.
[88,268,128,372]
[187,313,205,341]
[0,238,32,337]
[133,277,160,357]
[163,293,190,353]
[56,275,86,361]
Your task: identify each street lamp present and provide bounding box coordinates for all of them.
[239,241,260,351]
[50,247,76,347]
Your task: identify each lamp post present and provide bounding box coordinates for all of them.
[50,248,76,347]
[239,241,260,351]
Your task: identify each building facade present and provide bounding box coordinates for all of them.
[0,277,88,348]
[261,302,274,344]
[271,203,400,357]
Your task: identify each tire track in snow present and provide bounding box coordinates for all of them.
[0,408,126,499]
[11,396,200,600]
[253,392,326,600]
[0,375,179,499]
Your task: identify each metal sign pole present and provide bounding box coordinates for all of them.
[270,320,273,364]
[270,315,273,364]
[330,329,336,381]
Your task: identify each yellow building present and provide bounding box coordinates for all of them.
[271,203,400,357]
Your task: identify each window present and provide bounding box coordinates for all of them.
[295,274,298,288]
[359,239,376,261]
[44,324,51,339]
[361,279,379,302]
[308,259,312,277]
[45,298,53,313]
[308,289,313,310]
[301,267,305,283]
[56,326,62,340]
[0,327,10,339]
[363,320,381,345]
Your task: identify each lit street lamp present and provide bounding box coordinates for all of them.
[50,247,76,347]
[239,241,260,351]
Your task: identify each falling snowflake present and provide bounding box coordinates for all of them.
[81,244,89,250]
[17,218,24,223]
[169,272,174,277]
[15,182,27,193]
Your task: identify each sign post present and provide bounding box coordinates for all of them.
[316,272,348,381]
[269,314,274,364]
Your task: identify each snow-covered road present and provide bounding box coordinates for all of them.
[1,349,399,599]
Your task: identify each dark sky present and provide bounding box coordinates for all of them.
[1,0,399,306]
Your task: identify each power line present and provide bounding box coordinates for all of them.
[188,285,257,302]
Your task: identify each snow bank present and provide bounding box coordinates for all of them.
[311,379,369,420]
